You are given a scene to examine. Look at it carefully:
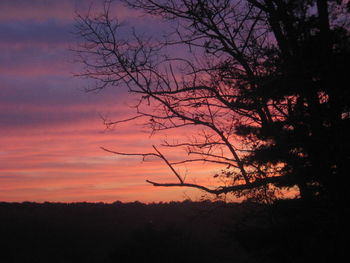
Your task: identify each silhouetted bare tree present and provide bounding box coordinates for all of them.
[75,0,350,203]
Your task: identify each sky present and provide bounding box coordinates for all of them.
[0,0,224,203]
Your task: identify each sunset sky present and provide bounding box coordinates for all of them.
[0,0,225,203]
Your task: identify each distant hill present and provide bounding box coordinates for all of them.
[0,200,337,263]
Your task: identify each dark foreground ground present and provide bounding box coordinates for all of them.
[0,199,339,263]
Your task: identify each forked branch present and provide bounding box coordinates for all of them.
[146,175,286,195]
[101,145,285,196]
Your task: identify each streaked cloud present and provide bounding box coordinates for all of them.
[0,0,222,203]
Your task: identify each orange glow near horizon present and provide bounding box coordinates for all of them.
[0,112,218,203]
[0,100,221,202]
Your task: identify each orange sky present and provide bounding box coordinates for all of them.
[0,0,234,203]
[0,109,223,202]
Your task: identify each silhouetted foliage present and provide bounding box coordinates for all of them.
[75,0,350,203]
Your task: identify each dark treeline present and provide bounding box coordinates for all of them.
[0,199,338,263]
